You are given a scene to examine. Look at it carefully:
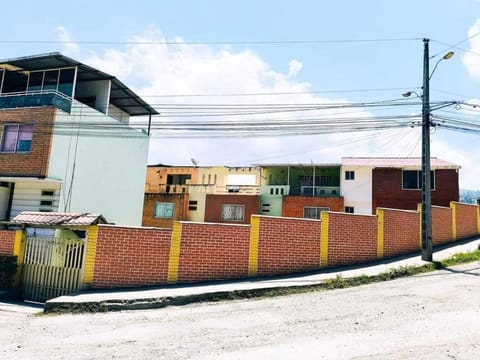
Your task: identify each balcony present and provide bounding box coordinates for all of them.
[292,186,341,197]
[0,90,72,113]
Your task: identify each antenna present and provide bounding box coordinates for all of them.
[191,158,199,166]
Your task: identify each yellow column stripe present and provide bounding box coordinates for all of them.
[12,230,25,288]
[451,202,457,241]
[248,216,260,277]
[83,225,99,286]
[13,230,24,260]
[167,222,182,284]
[376,209,384,259]
[320,212,329,268]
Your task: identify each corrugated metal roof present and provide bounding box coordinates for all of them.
[341,157,460,169]
[0,52,158,116]
[12,211,107,226]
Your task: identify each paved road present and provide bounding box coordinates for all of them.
[2,262,480,360]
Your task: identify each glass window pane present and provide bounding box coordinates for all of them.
[154,202,174,218]
[17,124,33,151]
[402,171,418,189]
[43,70,59,91]
[222,204,244,221]
[2,71,28,93]
[58,68,75,96]
[1,125,18,152]
[28,72,44,92]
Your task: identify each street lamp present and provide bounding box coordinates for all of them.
[403,38,454,262]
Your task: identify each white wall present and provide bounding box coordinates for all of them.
[48,102,149,226]
[10,180,61,219]
[341,166,373,214]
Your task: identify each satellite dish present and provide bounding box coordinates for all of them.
[191,158,199,166]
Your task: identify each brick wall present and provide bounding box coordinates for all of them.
[0,108,55,177]
[382,208,419,257]
[88,201,479,289]
[0,230,16,256]
[372,168,459,213]
[328,212,377,266]
[282,196,344,217]
[432,206,453,245]
[454,202,478,240]
[142,193,189,228]
[205,194,259,225]
[257,216,320,276]
[92,225,172,288]
[177,222,250,282]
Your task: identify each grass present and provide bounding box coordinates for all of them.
[219,249,480,300]
[42,248,480,314]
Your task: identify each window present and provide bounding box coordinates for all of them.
[41,190,55,197]
[1,124,33,152]
[261,203,270,213]
[320,175,332,186]
[188,200,198,211]
[222,204,245,221]
[402,170,435,190]
[303,206,330,219]
[154,202,174,218]
[345,206,354,213]
[345,171,355,180]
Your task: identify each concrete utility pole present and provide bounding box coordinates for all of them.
[421,38,432,261]
[403,40,454,262]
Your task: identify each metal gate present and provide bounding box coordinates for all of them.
[21,236,86,302]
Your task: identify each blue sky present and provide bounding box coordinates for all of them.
[2,1,480,189]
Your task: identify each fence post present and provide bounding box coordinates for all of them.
[248,215,260,277]
[320,212,329,268]
[376,209,384,259]
[451,202,457,241]
[11,229,25,288]
[83,225,99,288]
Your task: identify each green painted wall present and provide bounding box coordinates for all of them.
[262,166,340,191]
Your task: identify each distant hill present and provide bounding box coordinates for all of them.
[460,189,480,204]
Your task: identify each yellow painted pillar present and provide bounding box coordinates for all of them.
[248,215,260,277]
[451,202,457,241]
[12,230,25,288]
[320,212,329,268]
[83,225,99,287]
[167,222,182,284]
[376,209,384,259]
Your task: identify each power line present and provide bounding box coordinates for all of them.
[0,37,421,46]
[139,87,419,98]
[431,31,480,58]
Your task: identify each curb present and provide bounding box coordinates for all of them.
[44,287,301,313]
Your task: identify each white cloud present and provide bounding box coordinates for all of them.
[287,59,303,77]
[55,26,80,56]
[70,26,479,190]
[463,19,480,80]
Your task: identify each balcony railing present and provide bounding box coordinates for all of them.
[292,186,341,197]
[0,90,72,113]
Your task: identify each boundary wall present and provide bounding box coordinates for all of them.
[1,202,479,290]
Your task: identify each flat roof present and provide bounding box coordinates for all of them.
[254,163,341,167]
[0,52,158,116]
[341,157,460,169]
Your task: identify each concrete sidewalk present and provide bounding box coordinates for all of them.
[43,237,480,313]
